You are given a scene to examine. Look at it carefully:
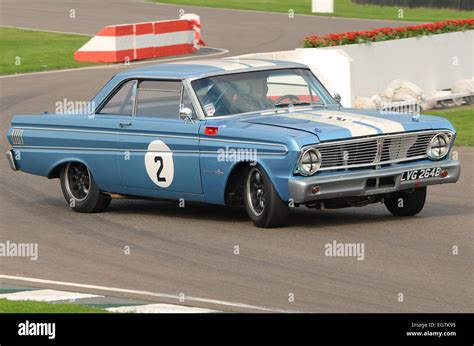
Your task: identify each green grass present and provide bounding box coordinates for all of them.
[0,27,101,75]
[425,105,474,146]
[0,299,107,313]
[153,0,474,22]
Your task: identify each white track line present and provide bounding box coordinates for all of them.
[0,47,229,79]
[107,303,218,313]
[0,275,293,312]
[0,25,92,36]
[0,289,102,302]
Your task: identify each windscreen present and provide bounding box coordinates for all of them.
[191,68,335,117]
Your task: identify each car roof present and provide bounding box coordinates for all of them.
[116,58,308,79]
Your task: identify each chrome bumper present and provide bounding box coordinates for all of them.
[5,150,18,171]
[288,159,460,203]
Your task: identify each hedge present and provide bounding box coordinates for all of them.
[303,18,474,48]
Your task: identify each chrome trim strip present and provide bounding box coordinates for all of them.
[13,145,286,156]
[15,126,198,140]
[13,126,288,152]
[200,137,288,152]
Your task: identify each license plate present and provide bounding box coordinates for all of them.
[401,167,441,181]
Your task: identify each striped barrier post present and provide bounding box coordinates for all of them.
[74,15,204,63]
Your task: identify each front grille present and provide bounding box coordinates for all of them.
[314,131,452,171]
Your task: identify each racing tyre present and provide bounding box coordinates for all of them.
[244,165,289,228]
[60,162,111,213]
[384,187,426,217]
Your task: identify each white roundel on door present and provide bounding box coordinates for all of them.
[144,140,174,188]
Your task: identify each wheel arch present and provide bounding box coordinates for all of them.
[224,161,249,206]
[223,159,289,206]
[47,158,91,179]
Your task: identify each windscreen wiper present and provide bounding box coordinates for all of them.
[274,101,312,108]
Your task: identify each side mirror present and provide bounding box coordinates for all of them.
[333,93,342,103]
[179,107,194,123]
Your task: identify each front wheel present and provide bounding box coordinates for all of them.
[60,162,111,213]
[244,166,289,228]
[384,187,427,217]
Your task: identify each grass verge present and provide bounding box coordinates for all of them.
[0,27,101,75]
[0,299,107,313]
[152,0,474,22]
[425,105,474,146]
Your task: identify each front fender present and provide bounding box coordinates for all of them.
[200,148,300,205]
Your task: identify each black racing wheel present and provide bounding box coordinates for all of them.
[60,162,111,213]
[384,187,427,217]
[244,165,289,228]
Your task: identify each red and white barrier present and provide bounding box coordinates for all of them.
[74,14,205,63]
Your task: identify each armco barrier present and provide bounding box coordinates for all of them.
[74,14,204,63]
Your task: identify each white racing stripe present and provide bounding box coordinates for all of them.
[224,58,276,68]
[107,303,218,313]
[316,110,405,134]
[0,275,294,312]
[171,58,276,71]
[282,112,378,137]
[0,289,102,302]
[172,59,248,71]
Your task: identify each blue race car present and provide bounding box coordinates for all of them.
[6,59,460,227]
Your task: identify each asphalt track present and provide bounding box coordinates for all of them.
[0,0,473,312]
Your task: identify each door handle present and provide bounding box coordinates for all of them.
[118,121,132,128]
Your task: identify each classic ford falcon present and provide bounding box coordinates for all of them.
[6,59,460,227]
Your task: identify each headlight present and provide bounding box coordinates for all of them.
[297,148,321,176]
[427,133,450,160]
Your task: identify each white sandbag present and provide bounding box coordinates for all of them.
[386,79,423,102]
[451,79,474,105]
[373,89,392,104]
[451,79,474,93]
[354,97,377,109]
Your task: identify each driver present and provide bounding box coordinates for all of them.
[233,75,274,113]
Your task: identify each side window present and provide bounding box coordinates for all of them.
[99,80,137,115]
[135,81,188,119]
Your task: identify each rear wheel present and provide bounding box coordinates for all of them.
[384,187,426,216]
[60,162,111,213]
[244,166,289,228]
